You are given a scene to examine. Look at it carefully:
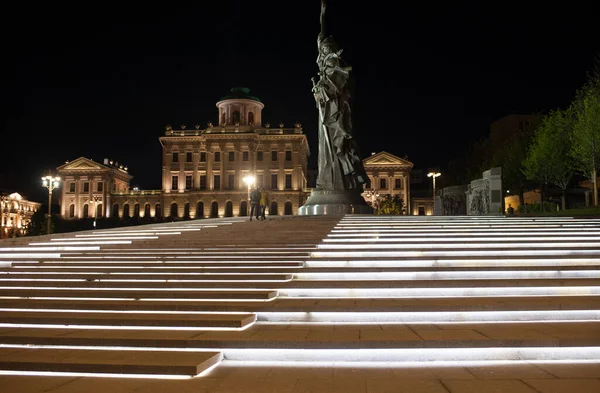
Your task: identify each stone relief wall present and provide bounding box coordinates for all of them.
[438,168,502,216]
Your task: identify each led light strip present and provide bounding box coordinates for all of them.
[30,241,133,245]
[76,232,181,237]
[0,286,277,292]
[0,322,254,331]
[222,347,600,362]
[0,296,276,302]
[323,236,600,242]
[311,249,600,258]
[316,242,600,249]
[303,258,600,268]
[219,359,600,369]
[50,236,159,241]
[293,270,600,280]
[0,370,191,380]
[256,310,600,323]
[0,308,254,315]
[278,286,600,298]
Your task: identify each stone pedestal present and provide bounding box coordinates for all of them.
[298,189,374,215]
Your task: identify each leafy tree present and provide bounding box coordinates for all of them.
[376,194,406,215]
[571,90,600,206]
[523,108,574,209]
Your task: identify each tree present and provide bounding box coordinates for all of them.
[376,194,406,215]
[523,108,574,209]
[570,55,600,206]
[571,90,600,206]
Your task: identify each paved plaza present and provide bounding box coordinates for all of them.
[0,214,599,392]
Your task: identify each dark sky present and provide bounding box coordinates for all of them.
[2,1,599,202]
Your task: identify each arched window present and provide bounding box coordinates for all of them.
[133,203,140,218]
[123,204,130,218]
[232,111,240,124]
[112,204,119,218]
[96,203,102,218]
[210,201,218,218]
[196,202,204,219]
[270,201,278,216]
[248,112,254,124]
[83,204,89,219]
[170,203,178,218]
[69,204,75,218]
[184,203,190,219]
[144,203,150,218]
[155,203,162,218]
[239,200,248,216]
[284,201,293,215]
[225,201,233,217]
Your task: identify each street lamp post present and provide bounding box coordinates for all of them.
[427,172,441,198]
[242,175,255,201]
[92,196,102,228]
[41,175,60,235]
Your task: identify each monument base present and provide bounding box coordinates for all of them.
[298,189,374,215]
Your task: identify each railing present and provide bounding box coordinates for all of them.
[164,126,303,136]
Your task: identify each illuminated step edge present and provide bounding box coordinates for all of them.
[323,236,600,242]
[278,286,600,297]
[304,259,600,268]
[331,228,600,234]
[30,241,133,245]
[316,242,600,249]
[221,347,600,362]
[1,246,100,251]
[0,254,61,259]
[0,348,222,376]
[76,233,181,237]
[311,250,600,258]
[256,310,600,323]
[50,236,160,241]
[0,263,10,268]
[293,271,600,280]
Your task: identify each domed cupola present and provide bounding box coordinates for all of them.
[216,87,265,126]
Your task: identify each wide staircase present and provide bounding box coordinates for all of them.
[0,215,599,391]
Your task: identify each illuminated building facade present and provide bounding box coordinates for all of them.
[57,158,133,219]
[0,192,41,238]
[361,151,413,213]
[58,87,310,219]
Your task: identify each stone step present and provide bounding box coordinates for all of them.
[0,310,256,328]
[0,295,597,312]
[0,347,222,376]
[0,278,598,289]
[0,288,278,300]
[0,273,293,281]
[1,266,303,274]
[3,265,599,274]
[7,261,305,267]
[1,321,599,349]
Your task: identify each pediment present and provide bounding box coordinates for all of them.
[363,151,413,167]
[57,157,107,171]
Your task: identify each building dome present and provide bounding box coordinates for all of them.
[219,87,262,103]
[216,87,265,126]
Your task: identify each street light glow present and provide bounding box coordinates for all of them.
[427,171,441,200]
[41,175,61,235]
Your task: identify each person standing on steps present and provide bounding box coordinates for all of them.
[260,187,269,221]
[249,187,261,221]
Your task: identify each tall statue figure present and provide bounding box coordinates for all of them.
[312,0,368,191]
[298,0,373,215]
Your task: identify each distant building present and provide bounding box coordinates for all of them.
[490,114,542,147]
[57,158,133,219]
[57,87,310,219]
[0,192,41,238]
[361,151,413,213]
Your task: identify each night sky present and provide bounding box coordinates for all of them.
[2,1,599,203]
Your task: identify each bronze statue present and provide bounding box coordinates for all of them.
[312,0,368,191]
